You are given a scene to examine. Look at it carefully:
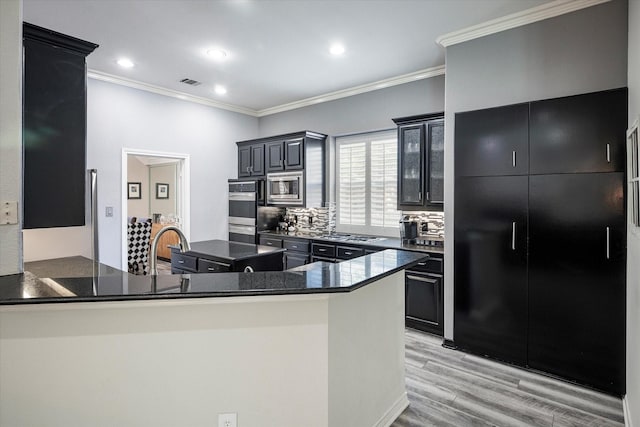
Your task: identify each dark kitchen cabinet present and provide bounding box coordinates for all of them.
[405,253,444,335]
[454,175,529,365]
[528,173,625,394]
[394,113,444,210]
[284,138,304,170]
[238,143,265,177]
[22,23,98,228]
[455,103,529,177]
[266,141,285,172]
[453,87,627,395]
[282,237,310,269]
[529,88,627,174]
[266,137,305,173]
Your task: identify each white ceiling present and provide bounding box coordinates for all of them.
[23,0,553,113]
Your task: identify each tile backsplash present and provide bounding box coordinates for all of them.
[285,203,336,234]
[284,204,444,238]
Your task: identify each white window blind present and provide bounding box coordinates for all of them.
[336,129,400,236]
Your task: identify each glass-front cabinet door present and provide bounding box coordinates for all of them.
[398,124,425,206]
[427,120,444,204]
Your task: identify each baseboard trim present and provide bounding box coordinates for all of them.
[374,391,410,427]
[442,339,456,350]
[624,395,634,427]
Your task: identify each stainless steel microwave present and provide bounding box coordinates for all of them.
[266,171,304,206]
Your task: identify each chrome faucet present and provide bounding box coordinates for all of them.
[149,225,191,276]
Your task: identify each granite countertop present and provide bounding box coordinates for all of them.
[0,249,427,306]
[259,230,445,255]
[176,239,286,261]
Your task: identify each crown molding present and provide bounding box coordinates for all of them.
[256,65,445,117]
[88,65,445,118]
[87,69,259,116]
[436,0,611,47]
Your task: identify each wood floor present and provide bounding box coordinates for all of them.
[392,329,624,427]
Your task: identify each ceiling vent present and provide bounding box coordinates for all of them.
[179,78,201,86]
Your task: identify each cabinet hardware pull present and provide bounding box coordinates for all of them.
[511,222,516,250]
[606,226,610,259]
[418,262,426,266]
[246,166,250,173]
[345,251,352,255]
[292,245,298,249]
[208,267,215,271]
[418,191,422,201]
[178,260,184,264]
[426,191,430,201]
[606,143,611,163]
[512,151,516,168]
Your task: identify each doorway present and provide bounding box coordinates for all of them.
[121,148,190,270]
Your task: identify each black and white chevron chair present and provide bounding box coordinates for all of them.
[127,218,152,275]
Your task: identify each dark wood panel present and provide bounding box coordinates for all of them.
[528,173,626,395]
[455,103,529,177]
[529,88,627,174]
[22,24,97,228]
[454,175,528,365]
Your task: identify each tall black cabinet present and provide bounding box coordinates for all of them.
[23,23,98,229]
[454,88,627,395]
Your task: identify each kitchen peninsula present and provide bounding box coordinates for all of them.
[0,250,425,427]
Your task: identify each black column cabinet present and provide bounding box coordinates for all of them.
[528,173,626,394]
[454,88,627,395]
[455,103,529,177]
[22,23,98,229]
[529,88,627,174]
[454,175,529,365]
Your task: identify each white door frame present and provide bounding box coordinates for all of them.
[121,148,191,270]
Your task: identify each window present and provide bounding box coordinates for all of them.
[336,129,400,236]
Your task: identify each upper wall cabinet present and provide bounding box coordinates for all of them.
[22,23,98,229]
[529,88,627,174]
[394,113,444,211]
[238,143,265,177]
[455,103,529,177]
[238,131,325,177]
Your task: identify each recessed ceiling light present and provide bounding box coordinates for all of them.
[329,43,345,56]
[206,49,228,60]
[116,58,135,68]
[214,85,227,95]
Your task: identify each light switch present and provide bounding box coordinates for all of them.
[105,206,114,217]
[1,201,18,225]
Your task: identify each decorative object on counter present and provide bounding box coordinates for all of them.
[127,218,152,275]
[285,202,336,234]
[399,215,419,243]
[401,210,444,238]
[155,183,169,199]
[127,182,141,199]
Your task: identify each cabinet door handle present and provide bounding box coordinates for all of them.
[511,222,516,251]
[291,245,298,249]
[246,166,250,173]
[606,143,611,163]
[178,260,184,264]
[512,151,516,168]
[418,191,422,201]
[344,251,352,255]
[606,226,610,259]
[319,248,326,252]
[207,267,216,271]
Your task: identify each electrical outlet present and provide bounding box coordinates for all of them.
[218,413,237,427]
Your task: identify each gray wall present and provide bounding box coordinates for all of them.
[87,79,258,269]
[0,0,22,275]
[627,0,639,423]
[443,0,628,340]
[258,77,445,137]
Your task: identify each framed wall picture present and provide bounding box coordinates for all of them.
[127,182,141,199]
[156,183,169,199]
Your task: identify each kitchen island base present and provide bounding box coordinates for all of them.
[0,271,407,427]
